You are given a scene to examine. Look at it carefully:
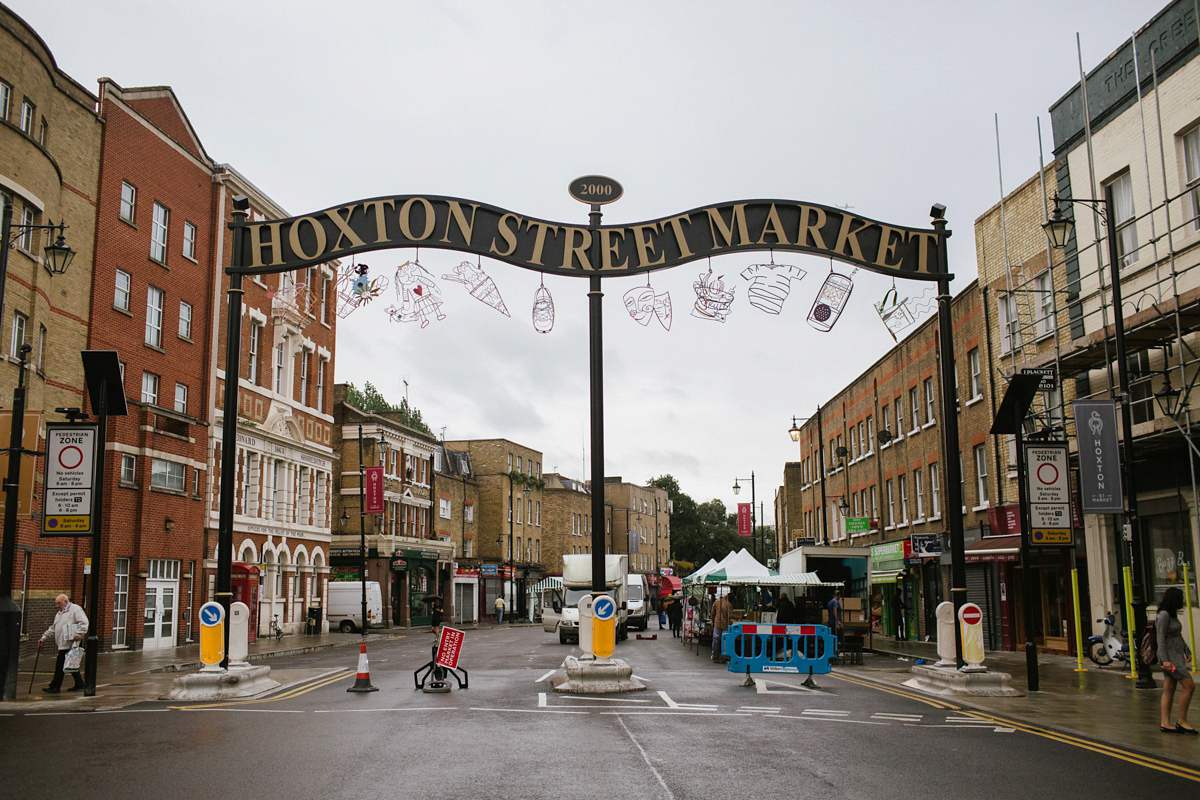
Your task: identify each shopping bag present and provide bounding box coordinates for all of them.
[64,643,83,671]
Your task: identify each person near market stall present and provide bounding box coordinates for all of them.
[666,597,683,637]
[711,589,733,662]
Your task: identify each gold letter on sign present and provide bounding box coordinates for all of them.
[289,216,327,261]
[398,197,436,241]
[559,226,593,270]
[441,201,479,246]
[706,204,750,249]
[489,213,519,257]
[325,205,365,251]
[249,222,285,268]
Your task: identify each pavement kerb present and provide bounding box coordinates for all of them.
[850,645,1200,772]
[138,632,407,674]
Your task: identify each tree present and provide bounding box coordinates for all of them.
[649,474,740,567]
[344,381,433,436]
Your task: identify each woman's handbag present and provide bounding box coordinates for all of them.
[63,643,83,671]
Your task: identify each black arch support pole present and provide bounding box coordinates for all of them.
[588,204,606,593]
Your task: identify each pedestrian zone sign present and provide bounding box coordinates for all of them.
[1025,443,1073,547]
[42,424,98,537]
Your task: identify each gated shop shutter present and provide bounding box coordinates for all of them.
[965,565,998,650]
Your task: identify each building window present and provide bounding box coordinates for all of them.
[120,182,136,223]
[178,301,192,340]
[924,377,935,424]
[465,504,474,522]
[9,311,26,357]
[535,501,541,525]
[183,221,196,260]
[274,343,285,393]
[141,372,159,405]
[870,485,878,521]
[299,350,310,404]
[515,497,523,524]
[968,348,981,399]
[19,98,34,135]
[439,498,451,519]
[1128,350,1156,425]
[1035,272,1055,336]
[112,558,130,647]
[909,387,919,432]
[121,454,136,484]
[247,323,261,384]
[999,292,1019,353]
[1185,126,1200,230]
[18,206,34,251]
[316,357,326,413]
[914,467,924,520]
[880,405,890,441]
[973,445,988,508]
[36,324,46,370]
[174,383,188,414]
[930,463,940,517]
[850,425,859,460]
[145,286,164,347]
[38,118,47,147]
[1106,170,1138,268]
[114,269,131,311]
[151,202,169,262]
[0,81,9,120]
[885,479,895,527]
[151,458,185,491]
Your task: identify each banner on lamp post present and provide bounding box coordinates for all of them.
[1073,400,1124,514]
[364,466,385,514]
[737,503,752,537]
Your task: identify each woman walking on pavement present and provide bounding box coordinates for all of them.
[1157,587,1196,734]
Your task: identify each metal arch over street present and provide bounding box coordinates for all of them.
[228,195,952,282]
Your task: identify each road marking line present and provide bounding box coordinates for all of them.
[802,709,851,716]
[905,723,1007,730]
[958,710,1200,782]
[538,692,547,708]
[178,708,305,713]
[872,713,923,720]
[829,673,956,709]
[616,713,675,800]
[556,695,649,703]
[602,711,751,717]
[313,708,458,713]
[753,678,820,694]
[469,707,589,714]
[775,714,889,725]
[657,690,678,708]
[170,669,354,710]
[534,670,557,683]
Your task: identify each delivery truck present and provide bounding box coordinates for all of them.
[326,581,383,633]
[552,554,629,645]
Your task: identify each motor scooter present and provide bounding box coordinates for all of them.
[1085,611,1129,667]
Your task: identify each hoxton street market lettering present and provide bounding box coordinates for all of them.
[235,196,946,281]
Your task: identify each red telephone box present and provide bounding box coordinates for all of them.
[231,563,261,643]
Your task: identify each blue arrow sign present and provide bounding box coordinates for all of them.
[593,595,615,621]
[199,603,223,626]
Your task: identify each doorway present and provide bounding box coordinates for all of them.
[142,559,180,650]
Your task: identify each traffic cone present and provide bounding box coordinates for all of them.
[347,640,378,693]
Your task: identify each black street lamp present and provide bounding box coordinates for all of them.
[732,472,756,561]
[0,343,32,700]
[0,200,77,319]
[1043,192,1156,689]
[347,423,380,693]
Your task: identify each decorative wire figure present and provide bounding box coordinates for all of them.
[532,274,555,334]
[874,280,936,341]
[622,273,672,330]
[441,256,510,317]
[336,259,390,319]
[740,250,806,315]
[807,259,855,332]
[387,257,446,328]
[691,262,734,323]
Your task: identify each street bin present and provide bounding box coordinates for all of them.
[306,607,321,635]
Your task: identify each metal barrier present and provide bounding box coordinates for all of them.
[724,622,836,675]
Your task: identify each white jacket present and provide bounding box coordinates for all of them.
[42,603,89,650]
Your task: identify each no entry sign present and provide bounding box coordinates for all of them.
[960,604,982,626]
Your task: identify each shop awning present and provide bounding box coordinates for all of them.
[870,569,904,584]
[964,535,1021,563]
[530,577,562,593]
[659,575,682,597]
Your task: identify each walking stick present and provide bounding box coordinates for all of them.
[28,639,42,694]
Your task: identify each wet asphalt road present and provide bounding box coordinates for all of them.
[1,625,1196,800]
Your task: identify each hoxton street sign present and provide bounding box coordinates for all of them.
[236,196,944,280]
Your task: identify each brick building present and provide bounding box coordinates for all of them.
[779,280,995,644]
[541,472,593,573]
[331,388,443,629]
[444,438,545,620]
[435,443,479,625]
[603,477,670,582]
[0,5,101,654]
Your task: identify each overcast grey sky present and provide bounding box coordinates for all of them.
[18,0,1166,519]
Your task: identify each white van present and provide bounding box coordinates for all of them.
[626,573,650,631]
[326,581,383,632]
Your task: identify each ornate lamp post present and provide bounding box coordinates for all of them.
[789,413,829,547]
[732,473,757,560]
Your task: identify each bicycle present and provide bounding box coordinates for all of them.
[269,615,283,642]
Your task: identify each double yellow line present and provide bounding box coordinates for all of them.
[170,669,355,711]
[832,671,1200,783]
[958,709,1200,784]
[831,671,960,710]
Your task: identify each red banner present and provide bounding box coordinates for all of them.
[364,466,385,514]
[737,503,752,537]
[436,627,465,669]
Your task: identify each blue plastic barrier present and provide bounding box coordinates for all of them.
[723,622,836,675]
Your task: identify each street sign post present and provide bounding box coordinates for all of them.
[592,594,616,659]
[577,595,595,659]
[436,627,465,669]
[1020,366,1057,393]
[41,424,98,537]
[199,602,225,671]
[959,602,985,671]
[1026,443,1073,547]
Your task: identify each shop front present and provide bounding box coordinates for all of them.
[481,563,502,620]
[453,567,479,625]
[391,547,447,628]
[869,541,911,640]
